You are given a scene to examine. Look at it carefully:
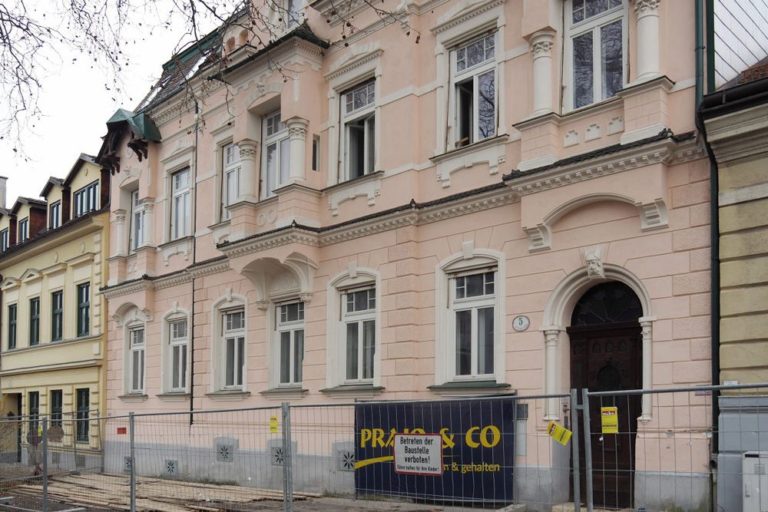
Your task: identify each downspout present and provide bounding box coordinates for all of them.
[189,101,200,426]
[695,0,720,455]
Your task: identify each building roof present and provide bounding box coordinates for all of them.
[62,153,100,188]
[40,177,64,198]
[10,197,47,215]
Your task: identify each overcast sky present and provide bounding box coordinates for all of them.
[0,2,195,207]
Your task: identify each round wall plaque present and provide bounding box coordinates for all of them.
[512,315,530,332]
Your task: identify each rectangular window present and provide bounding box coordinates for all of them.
[452,271,495,378]
[73,181,99,217]
[29,297,40,346]
[49,201,61,229]
[129,327,145,393]
[221,143,241,220]
[51,291,63,342]
[569,0,624,109]
[76,282,90,337]
[342,81,376,180]
[8,304,17,349]
[262,112,290,198]
[50,390,63,428]
[169,319,188,391]
[129,190,144,250]
[18,218,29,243]
[0,229,8,251]
[277,301,304,385]
[222,309,245,388]
[453,33,496,147]
[312,135,320,171]
[171,168,191,240]
[76,388,90,443]
[28,391,39,434]
[342,288,376,382]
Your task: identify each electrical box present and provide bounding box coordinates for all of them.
[743,451,768,512]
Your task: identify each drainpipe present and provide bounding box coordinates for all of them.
[695,0,720,455]
[189,101,200,426]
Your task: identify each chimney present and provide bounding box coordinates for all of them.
[0,176,7,210]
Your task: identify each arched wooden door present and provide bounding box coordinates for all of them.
[568,282,642,509]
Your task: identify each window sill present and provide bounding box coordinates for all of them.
[430,134,509,164]
[260,387,308,400]
[205,390,251,401]
[319,384,384,399]
[156,392,190,402]
[323,170,384,193]
[118,394,148,403]
[158,235,194,250]
[428,380,513,397]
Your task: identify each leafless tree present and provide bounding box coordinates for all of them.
[0,0,417,154]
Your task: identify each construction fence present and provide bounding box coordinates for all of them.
[0,383,765,511]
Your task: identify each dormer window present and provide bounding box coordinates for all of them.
[0,229,8,252]
[49,201,61,230]
[18,218,29,243]
[73,181,99,217]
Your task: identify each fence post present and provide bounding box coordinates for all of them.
[581,389,594,512]
[42,417,48,512]
[282,402,293,512]
[72,411,78,473]
[129,412,136,512]
[570,389,581,510]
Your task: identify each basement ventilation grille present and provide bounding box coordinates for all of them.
[271,446,285,466]
[165,459,178,476]
[123,456,133,473]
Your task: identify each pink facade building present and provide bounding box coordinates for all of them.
[100,0,711,508]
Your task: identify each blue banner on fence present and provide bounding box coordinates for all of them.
[354,397,515,503]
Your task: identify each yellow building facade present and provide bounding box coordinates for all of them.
[0,155,109,461]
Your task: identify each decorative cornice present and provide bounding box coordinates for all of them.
[153,272,193,290]
[507,136,703,196]
[100,279,153,300]
[431,0,505,35]
[188,259,230,278]
[221,229,320,259]
[325,48,383,83]
[219,184,516,257]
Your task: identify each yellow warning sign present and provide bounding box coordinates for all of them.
[546,421,572,446]
[601,406,619,434]
[269,416,279,433]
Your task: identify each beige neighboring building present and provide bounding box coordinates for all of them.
[701,66,768,511]
[0,155,110,464]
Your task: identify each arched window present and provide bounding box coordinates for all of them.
[435,247,506,385]
[326,268,380,389]
[162,307,191,393]
[212,294,247,392]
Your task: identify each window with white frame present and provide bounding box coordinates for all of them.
[73,181,99,217]
[262,112,290,198]
[18,218,29,243]
[0,229,8,252]
[49,201,61,230]
[169,319,188,391]
[221,143,241,220]
[170,168,191,240]
[128,327,145,393]
[452,32,497,148]
[341,80,376,180]
[276,301,304,386]
[450,271,495,378]
[222,309,245,389]
[342,287,376,382]
[567,0,625,110]
[129,190,145,251]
